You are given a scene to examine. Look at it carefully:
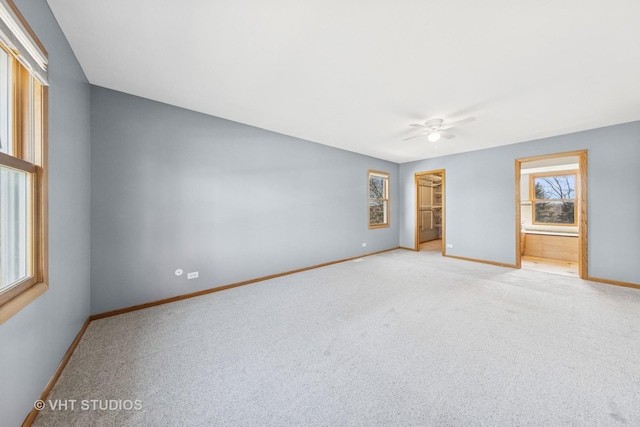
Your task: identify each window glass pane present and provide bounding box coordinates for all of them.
[534,200,575,224]
[369,200,387,225]
[0,47,12,155]
[534,175,575,200]
[0,165,30,290]
[369,176,386,199]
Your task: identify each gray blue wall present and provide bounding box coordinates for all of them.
[0,1,91,426]
[90,86,399,314]
[399,121,640,284]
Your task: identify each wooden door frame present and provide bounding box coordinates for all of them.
[414,169,446,254]
[515,150,588,278]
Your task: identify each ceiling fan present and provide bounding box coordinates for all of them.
[403,117,476,142]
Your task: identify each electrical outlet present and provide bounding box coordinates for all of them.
[174,269,183,277]
[187,271,199,280]
[446,243,453,248]
[362,243,367,247]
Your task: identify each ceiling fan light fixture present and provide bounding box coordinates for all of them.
[403,116,474,142]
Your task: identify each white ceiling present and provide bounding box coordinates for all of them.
[46,0,640,163]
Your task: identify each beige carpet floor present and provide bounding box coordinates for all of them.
[33,249,640,426]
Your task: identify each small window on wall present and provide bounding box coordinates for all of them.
[368,170,389,228]
[530,172,577,225]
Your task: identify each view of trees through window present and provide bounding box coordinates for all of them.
[532,173,576,224]
[368,171,389,227]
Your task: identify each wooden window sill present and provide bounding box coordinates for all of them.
[0,282,48,325]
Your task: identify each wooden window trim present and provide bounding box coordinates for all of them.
[3,0,48,58]
[529,170,578,226]
[0,1,48,325]
[368,169,390,229]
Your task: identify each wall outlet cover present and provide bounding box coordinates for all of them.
[187,272,199,279]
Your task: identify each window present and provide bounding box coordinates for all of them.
[368,170,389,228]
[0,0,48,324]
[530,172,577,225]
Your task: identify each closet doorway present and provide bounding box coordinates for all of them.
[415,170,445,253]
[515,150,588,278]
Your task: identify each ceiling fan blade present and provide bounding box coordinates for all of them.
[424,118,444,127]
[442,117,475,129]
[403,131,429,141]
[440,130,455,139]
[409,123,426,128]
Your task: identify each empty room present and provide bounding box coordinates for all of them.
[1,0,639,425]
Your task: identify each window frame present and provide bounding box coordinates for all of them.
[368,170,390,229]
[0,0,48,325]
[529,171,577,226]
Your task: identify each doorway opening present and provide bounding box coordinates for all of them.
[515,150,587,278]
[415,170,445,253]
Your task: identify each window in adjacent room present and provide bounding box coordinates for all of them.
[0,0,49,324]
[530,172,577,225]
[368,170,389,228]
